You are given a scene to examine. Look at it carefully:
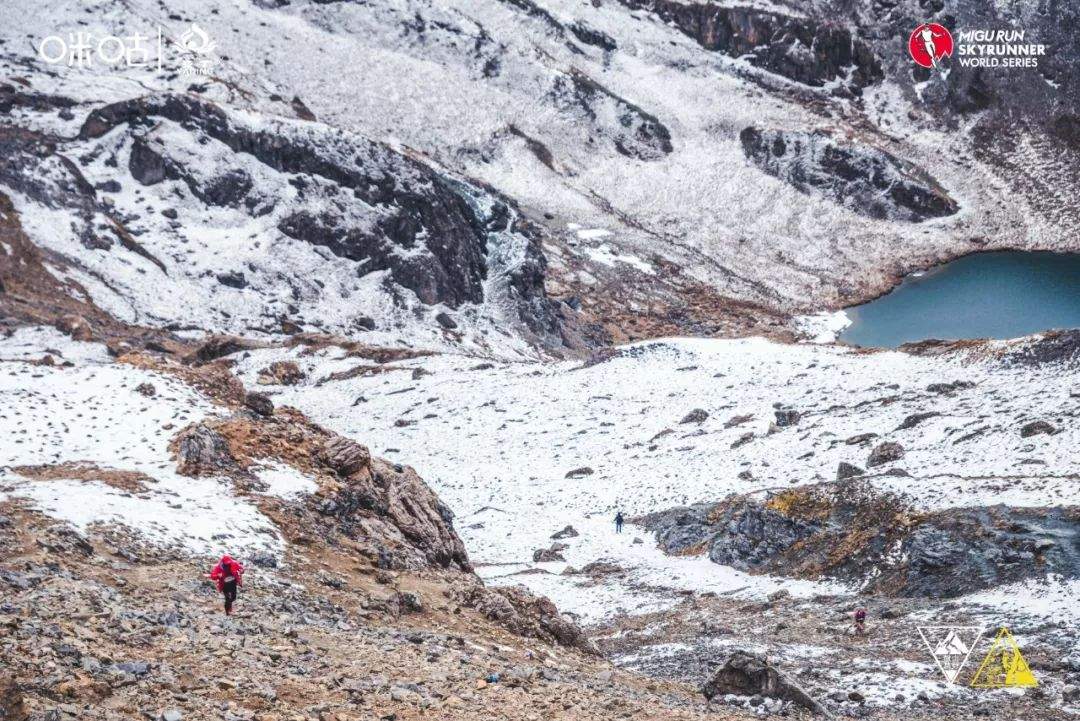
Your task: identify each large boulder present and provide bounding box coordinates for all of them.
[174,424,240,476]
[867,441,905,467]
[316,459,470,572]
[464,584,597,654]
[1020,420,1057,438]
[702,650,831,716]
[836,462,864,481]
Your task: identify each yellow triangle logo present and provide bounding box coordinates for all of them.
[969,627,1038,688]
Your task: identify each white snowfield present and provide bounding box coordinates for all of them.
[0,327,314,558]
[234,334,1079,623]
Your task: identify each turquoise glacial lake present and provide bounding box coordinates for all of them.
[839,251,1080,348]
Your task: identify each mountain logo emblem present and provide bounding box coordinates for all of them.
[917,625,984,683]
[179,23,216,55]
[908,23,954,69]
[970,627,1038,688]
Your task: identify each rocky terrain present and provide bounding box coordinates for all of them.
[0,323,722,720]
[1,0,1078,719]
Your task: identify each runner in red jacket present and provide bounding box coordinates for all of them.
[209,555,244,615]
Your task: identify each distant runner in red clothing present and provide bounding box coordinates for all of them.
[209,554,245,615]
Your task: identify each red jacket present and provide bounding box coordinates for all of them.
[209,556,244,591]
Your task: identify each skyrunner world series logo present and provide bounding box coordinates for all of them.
[907,22,1047,71]
[908,23,953,69]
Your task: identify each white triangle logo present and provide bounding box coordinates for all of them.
[917,625,985,683]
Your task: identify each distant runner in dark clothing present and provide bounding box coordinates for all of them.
[615,512,624,533]
[209,554,245,615]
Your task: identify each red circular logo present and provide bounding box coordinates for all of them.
[908,23,954,69]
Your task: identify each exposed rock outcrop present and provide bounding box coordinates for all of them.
[621,1,882,90]
[463,584,597,654]
[316,458,471,572]
[79,94,558,332]
[643,481,1080,597]
[740,127,959,222]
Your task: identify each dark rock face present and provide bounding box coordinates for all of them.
[702,650,830,716]
[434,311,458,330]
[78,94,562,336]
[621,0,882,89]
[128,137,167,185]
[1003,330,1080,367]
[740,127,959,222]
[643,482,1080,598]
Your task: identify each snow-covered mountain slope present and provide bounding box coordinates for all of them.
[0,84,565,357]
[0,326,288,557]
[3,0,1079,352]
[233,332,1079,622]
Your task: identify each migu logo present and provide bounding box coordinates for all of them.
[908,23,954,69]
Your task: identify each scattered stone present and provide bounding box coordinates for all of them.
[927,380,975,395]
[435,312,457,330]
[244,392,274,417]
[731,432,753,449]
[1020,420,1057,438]
[257,360,305,386]
[897,412,940,430]
[836,462,864,480]
[135,382,156,397]
[867,442,904,467]
[774,409,800,427]
[216,271,248,289]
[550,525,579,540]
[564,467,593,479]
[532,546,566,562]
[680,408,709,425]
